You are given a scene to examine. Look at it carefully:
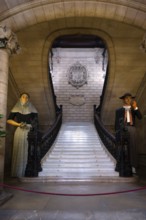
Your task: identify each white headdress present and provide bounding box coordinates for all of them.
[11,100,38,115]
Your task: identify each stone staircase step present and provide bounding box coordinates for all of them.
[42,163,115,168]
[42,167,115,171]
[46,153,109,159]
[39,122,118,179]
[45,158,112,163]
[48,154,109,158]
[51,149,106,151]
[39,171,119,177]
[50,152,106,155]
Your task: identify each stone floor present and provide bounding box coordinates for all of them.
[0,178,146,220]
[1,122,146,219]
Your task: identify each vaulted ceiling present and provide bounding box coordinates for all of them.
[1,0,146,128]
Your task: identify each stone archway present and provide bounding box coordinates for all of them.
[1,1,146,32]
[41,28,115,121]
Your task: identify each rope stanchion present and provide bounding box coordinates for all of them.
[0,183,146,197]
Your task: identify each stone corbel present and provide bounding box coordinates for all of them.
[140,33,146,53]
[0,25,20,54]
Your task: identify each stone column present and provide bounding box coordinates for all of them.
[0,25,20,205]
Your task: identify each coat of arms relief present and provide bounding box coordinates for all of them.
[68,62,87,105]
[68,62,87,89]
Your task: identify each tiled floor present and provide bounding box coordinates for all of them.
[0,178,146,220]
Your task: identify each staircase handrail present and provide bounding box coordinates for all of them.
[94,105,133,177]
[40,105,62,159]
[26,106,62,177]
[94,105,116,159]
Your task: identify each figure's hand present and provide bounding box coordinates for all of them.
[19,122,27,128]
[131,100,138,109]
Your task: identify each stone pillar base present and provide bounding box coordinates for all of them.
[0,190,13,206]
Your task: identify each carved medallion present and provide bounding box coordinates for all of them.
[68,62,87,88]
[69,95,85,106]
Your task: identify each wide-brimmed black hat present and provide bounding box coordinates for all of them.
[119,93,135,99]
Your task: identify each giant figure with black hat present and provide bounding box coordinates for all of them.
[115,93,142,176]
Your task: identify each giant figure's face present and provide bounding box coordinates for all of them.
[123,96,132,106]
[20,94,29,105]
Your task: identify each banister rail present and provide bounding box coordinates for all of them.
[25,106,62,177]
[40,106,62,159]
[94,105,117,159]
[94,105,133,177]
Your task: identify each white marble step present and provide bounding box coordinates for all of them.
[54,145,101,148]
[48,155,109,159]
[39,122,118,178]
[42,162,114,168]
[45,158,112,163]
[50,152,106,155]
[39,171,118,177]
[52,147,105,150]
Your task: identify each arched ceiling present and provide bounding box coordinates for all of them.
[1,0,146,127]
[0,0,146,32]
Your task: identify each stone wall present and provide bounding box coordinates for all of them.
[51,48,108,122]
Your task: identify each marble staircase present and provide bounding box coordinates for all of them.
[38,122,120,181]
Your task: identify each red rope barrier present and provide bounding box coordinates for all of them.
[0,183,146,197]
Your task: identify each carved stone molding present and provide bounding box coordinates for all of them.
[0,25,20,54]
[68,62,87,88]
[140,33,146,53]
[69,95,85,106]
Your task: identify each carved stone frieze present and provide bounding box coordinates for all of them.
[68,62,87,88]
[0,25,20,54]
[69,95,85,106]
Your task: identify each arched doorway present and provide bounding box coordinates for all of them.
[49,34,108,122]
